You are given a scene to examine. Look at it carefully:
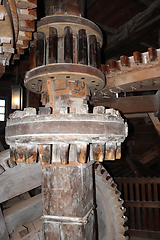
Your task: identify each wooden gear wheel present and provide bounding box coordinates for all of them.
[0,150,128,240]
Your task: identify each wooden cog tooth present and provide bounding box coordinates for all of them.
[92,143,104,162]
[15,0,37,9]
[133,51,142,64]
[148,47,157,62]
[38,145,51,165]
[26,145,37,164]
[116,143,121,159]
[77,143,87,164]
[105,142,116,161]
[60,144,69,165]
[15,146,25,163]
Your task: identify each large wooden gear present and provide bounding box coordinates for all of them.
[0,150,128,240]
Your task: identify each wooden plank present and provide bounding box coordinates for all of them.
[0,207,10,240]
[127,229,160,238]
[135,183,141,229]
[0,163,42,203]
[141,183,147,230]
[136,145,159,164]
[4,194,42,234]
[154,183,160,231]
[123,183,128,200]
[147,183,154,231]
[129,183,135,229]
[124,201,160,208]
[94,95,158,114]
[115,177,160,184]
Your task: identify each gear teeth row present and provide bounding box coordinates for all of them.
[102,47,158,75]
[95,162,129,240]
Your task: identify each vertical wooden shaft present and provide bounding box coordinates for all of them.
[42,164,96,240]
[88,35,97,68]
[78,29,88,65]
[64,26,73,63]
[44,0,85,17]
[96,42,101,69]
[36,32,46,67]
[48,27,57,64]
[30,39,36,69]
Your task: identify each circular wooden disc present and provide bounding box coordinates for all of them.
[24,63,106,93]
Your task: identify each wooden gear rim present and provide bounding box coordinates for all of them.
[24,63,106,93]
[37,14,103,47]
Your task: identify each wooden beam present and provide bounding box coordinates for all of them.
[105,0,160,59]
[4,194,42,234]
[136,144,159,164]
[127,229,160,239]
[148,112,160,136]
[0,208,10,240]
[92,94,158,114]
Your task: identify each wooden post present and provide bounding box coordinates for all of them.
[64,26,73,63]
[48,27,57,64]
[41,163,96,239]
[88,35,97,68]
[36,32,46,67]
[78,29,88,65]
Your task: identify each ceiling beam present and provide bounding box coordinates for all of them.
[104,0,160,59]
[92,94,158,114]
[95,22,116,35]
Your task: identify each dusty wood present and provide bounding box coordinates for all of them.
[42,164,95,239]
[129,183,135,229]
[0,163,42,203]
[124,201,160,208]
[37,15,103,46]
[141,183,147,230]
[4,194,42,234]
[94,95,158,114]
[148,112,160,136]
[135,183,141,229]
[127,229,160,238]
[154,183,160,231]
[136,144,159,164]
[0,207,10,240]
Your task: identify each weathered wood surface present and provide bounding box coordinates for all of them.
[0,208,10,240]
[4,194,42,233]
[0,160,42,203]
[93,94,158,114]
[42,164,95,239]
[115,177,160,238]
[136,144,159,164]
